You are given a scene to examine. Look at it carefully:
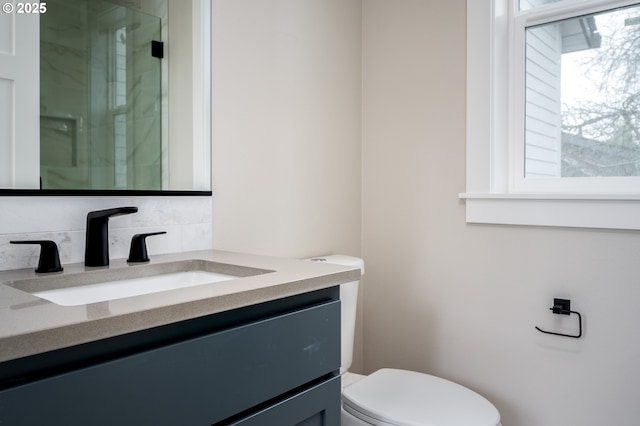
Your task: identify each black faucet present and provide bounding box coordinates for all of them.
[85,207,138,267]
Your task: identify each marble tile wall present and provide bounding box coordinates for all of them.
[0,196,212,271]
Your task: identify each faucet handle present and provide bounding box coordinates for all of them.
[10,240,64,273]
[127,232,166,263]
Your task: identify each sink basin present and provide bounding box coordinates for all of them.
[7,260,273,306]
[32,270,238,306]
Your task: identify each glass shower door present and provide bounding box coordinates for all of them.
[40,0,163,190]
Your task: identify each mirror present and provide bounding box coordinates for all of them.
[0,0,211,193]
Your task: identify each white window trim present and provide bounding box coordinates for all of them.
[461,0,640,230]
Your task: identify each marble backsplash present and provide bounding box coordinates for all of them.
[0,196,212,271]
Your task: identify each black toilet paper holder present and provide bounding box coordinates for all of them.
[535,298,582,339]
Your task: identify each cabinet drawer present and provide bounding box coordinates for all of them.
[0,300,340,425]
[230,375,341,426]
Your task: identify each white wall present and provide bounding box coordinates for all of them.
[362,1,640,425]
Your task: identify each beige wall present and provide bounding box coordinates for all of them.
[362,1,640,425]
[211,0,362,258]
[212,0,640,424]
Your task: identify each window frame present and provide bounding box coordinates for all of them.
[461,0,640,230]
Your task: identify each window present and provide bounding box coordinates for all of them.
[462,0,640,230]
[516,0,640,192]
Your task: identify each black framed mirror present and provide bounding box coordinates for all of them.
[0,0,211,195]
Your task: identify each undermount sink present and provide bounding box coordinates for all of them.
[6,260,273,306]
[32,270,238,306]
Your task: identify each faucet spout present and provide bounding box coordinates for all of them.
[85,207,138,267]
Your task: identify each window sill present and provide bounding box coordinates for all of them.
[459,193,640,230]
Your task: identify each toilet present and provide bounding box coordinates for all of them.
[309,255,501,426]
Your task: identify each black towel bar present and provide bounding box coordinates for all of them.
[535,298,583,339]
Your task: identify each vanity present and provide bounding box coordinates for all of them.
[0,250,358,425]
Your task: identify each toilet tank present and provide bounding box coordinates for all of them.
[307,255,364,373]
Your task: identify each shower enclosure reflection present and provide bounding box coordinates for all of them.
[41,0,163,190]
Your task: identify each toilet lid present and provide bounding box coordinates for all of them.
[342,369,501,426]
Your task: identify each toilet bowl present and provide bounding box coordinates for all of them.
[309,255,501,426]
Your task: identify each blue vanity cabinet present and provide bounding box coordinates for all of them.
[0,287,341,425]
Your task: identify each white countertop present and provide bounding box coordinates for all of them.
[0,250,359,362]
